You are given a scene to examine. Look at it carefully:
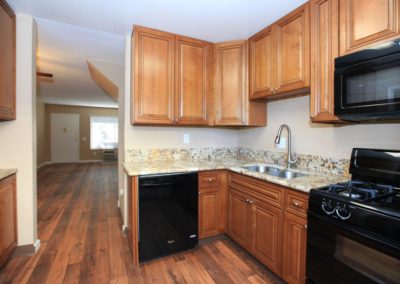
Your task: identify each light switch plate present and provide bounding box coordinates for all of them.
[183,134,190,144]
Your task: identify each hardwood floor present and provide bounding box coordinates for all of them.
[0,163,283,284]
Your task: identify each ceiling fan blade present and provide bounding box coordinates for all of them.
[37,72,53,78]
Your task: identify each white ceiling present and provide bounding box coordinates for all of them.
[8,0,306,108]
[36,18,124,108]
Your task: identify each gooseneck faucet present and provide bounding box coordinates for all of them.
[274,124,297,168]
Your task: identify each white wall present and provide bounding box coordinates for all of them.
[0,15,38,247]
[237,96,400,158]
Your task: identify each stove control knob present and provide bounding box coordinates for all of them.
[321,199,335,215]
[336,205,351,220]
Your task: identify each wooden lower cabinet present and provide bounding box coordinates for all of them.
[282,212,307,284]
[198,171,227,239]
[227,189,250,248]
[250,199,283,275]
[0,174,17,267]
[227,172,308,284]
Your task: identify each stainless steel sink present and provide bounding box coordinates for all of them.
[242,165,308,179]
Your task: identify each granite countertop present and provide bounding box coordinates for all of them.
[123,159,349,193]
[0,169,17,181]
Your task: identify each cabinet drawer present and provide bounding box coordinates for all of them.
[285,190,308,218]
[199,171,221,188]
[228,172,284,209]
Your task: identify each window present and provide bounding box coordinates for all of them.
[90,116,118,150]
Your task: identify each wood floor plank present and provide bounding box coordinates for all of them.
[0,163,283,284]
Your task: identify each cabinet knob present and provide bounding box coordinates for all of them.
[304,224,308,229]
[248,199,254,204]
[208,178,213,182]
[292,202,301,208]
[198,192,202,195]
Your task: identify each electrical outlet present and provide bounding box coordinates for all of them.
[183,134,190,144]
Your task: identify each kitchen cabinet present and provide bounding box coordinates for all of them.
[274,3,310,96]
[250,198,283,275]
[0,174,17,267]
[198,171,227,239]
[227,172,308,283]
[339,0,400,55]
[282,190,308,284]
[215,40,266,126]
[310,0,341,123]
[175,36,212,125]
[227,173,284,274]
[282,212,307,284]
[0,0,16,121]
[131,26,213,125]
[249,3,310,100]
[227,189,250,248]
[132,26,175,124]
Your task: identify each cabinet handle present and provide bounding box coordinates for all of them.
[292,202,301,208]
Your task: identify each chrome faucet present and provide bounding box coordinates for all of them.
[274,124,297,168]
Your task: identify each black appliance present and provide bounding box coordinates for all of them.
[334,39,400,121]
[307,148,400,284]
[138,172,198,262]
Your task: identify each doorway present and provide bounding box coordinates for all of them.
[50,113,80,163]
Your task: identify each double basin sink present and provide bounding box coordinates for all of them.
[242,164,308,180]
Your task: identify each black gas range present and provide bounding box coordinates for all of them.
[307,148,400,284]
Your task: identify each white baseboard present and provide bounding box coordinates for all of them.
[38,160,103,169]
[33,239,41,252]
[37,161,51,170]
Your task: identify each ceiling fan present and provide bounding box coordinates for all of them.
[36,72,53,78]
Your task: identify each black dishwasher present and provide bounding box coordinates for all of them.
[138,172,198,262]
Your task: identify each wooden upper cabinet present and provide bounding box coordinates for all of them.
[339,0,400,55]
[249,27,275,99]
[215,40,266,126]
[132,26,175,124]
[275,3,310,94]
[0,0,16,121]
[175,37,212,125]
[249,3,310,100]
[310,0,341,123]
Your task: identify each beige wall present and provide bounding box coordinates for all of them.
[44,104,118,162]
[237,95,400,158]
[0,15,38,247]
[36,99,46,166]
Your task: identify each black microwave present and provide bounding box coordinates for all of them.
[334,39,400,121]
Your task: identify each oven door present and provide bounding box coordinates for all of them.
[334,52,400,120]
[306,212,400,284]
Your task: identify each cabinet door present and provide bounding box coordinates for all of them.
[175,36,212,125]
[199,187,220,238]
[249,199,283,275]
[249,27,275,99]
[132,26,175,125]
[282,212,307,284]
[0,175,17,267]
[227,188,250,248]
[310,0,342,123]
[275,3,310,94]
[214,41,247,125]
[340,0,400,55]
[0,1,16,121]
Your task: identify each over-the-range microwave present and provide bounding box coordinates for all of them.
[334,39,400,121]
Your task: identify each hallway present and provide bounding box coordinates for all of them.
[0,163,281,284]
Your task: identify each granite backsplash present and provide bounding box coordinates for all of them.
[126,147,350,177]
